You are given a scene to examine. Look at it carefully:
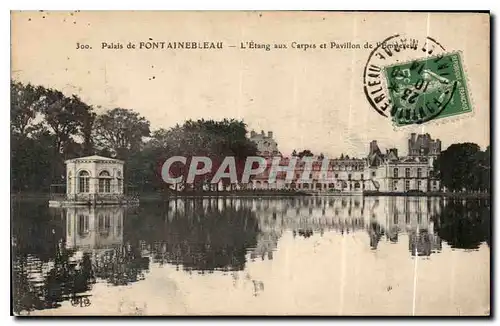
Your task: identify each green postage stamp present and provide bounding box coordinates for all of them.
[383,51,472,126]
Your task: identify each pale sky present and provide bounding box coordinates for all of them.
[11,11,490,157]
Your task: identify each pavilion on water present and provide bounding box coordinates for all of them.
[49,155,139,207]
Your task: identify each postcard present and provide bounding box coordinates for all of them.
[11,11,490,316]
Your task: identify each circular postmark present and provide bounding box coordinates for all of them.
[363,34,459,126]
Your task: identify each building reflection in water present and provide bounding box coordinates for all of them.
[138,196,452,262]
[65,206,149,286]
[246,196,445,256]
[12,205,148,314]
[66,206,124,251]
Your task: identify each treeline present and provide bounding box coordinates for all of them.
[11,80,257,193]
[11,80,491,194]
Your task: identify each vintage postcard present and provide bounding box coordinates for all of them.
[11,11,490,316]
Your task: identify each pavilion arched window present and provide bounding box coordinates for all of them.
[78,170,90,193]
[99,170,112,193]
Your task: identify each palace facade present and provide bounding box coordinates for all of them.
[249,132,441,193]
[249,130,280,157]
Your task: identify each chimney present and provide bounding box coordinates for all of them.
[250,130,256,138]
[268,131,273,139]
[369,140,379,154]
[261,130,265,135]
[410,133,416,144]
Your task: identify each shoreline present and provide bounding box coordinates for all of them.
[11,191,490,201]
[362,191,490,198]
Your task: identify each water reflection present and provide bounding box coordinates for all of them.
[12,205,146,314]
[64,206,149,286]
[127,199,260,272]
[11,196,490,315]
[12,243,95,313]
[434,199,491,250]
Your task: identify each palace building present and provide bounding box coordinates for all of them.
[408,133,441,158]
[366,136,441,193]
[249,130,280,157]
[248,132,441,193]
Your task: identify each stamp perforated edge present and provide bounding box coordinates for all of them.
[378,50,477,131]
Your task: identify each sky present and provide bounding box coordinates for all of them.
[11,11,490,157]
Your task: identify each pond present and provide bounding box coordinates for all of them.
[11,196,490,316]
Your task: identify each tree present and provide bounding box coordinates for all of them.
[473,145,490,192]
[10,81,45,137]
[151,119,257,191]
[35,89,95,155]
[291,149,297,157]
[434,143,484,192]
[11,127,56,192]
[81,111,96,156]
[93,108,150,159]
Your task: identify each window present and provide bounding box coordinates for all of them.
[98,213,111,235]
[361,174,364,179]
[117,178,122,192]
[78,170,90,193]
[98,170,111,193]
[433,180,437,185]
[372,171,376,177]
[348,174,352,180]
[418,180,422,189]
[335,173,339,179]
[117,215,122,232]
[417,168,422,178]
[77,214,89,236]
[405,168,411,178]
[393,180,397,191]
[393,168,398,178]
[405,180,410,191]
[354,182,360,189]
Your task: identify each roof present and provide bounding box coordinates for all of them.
[65,155,124,164]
